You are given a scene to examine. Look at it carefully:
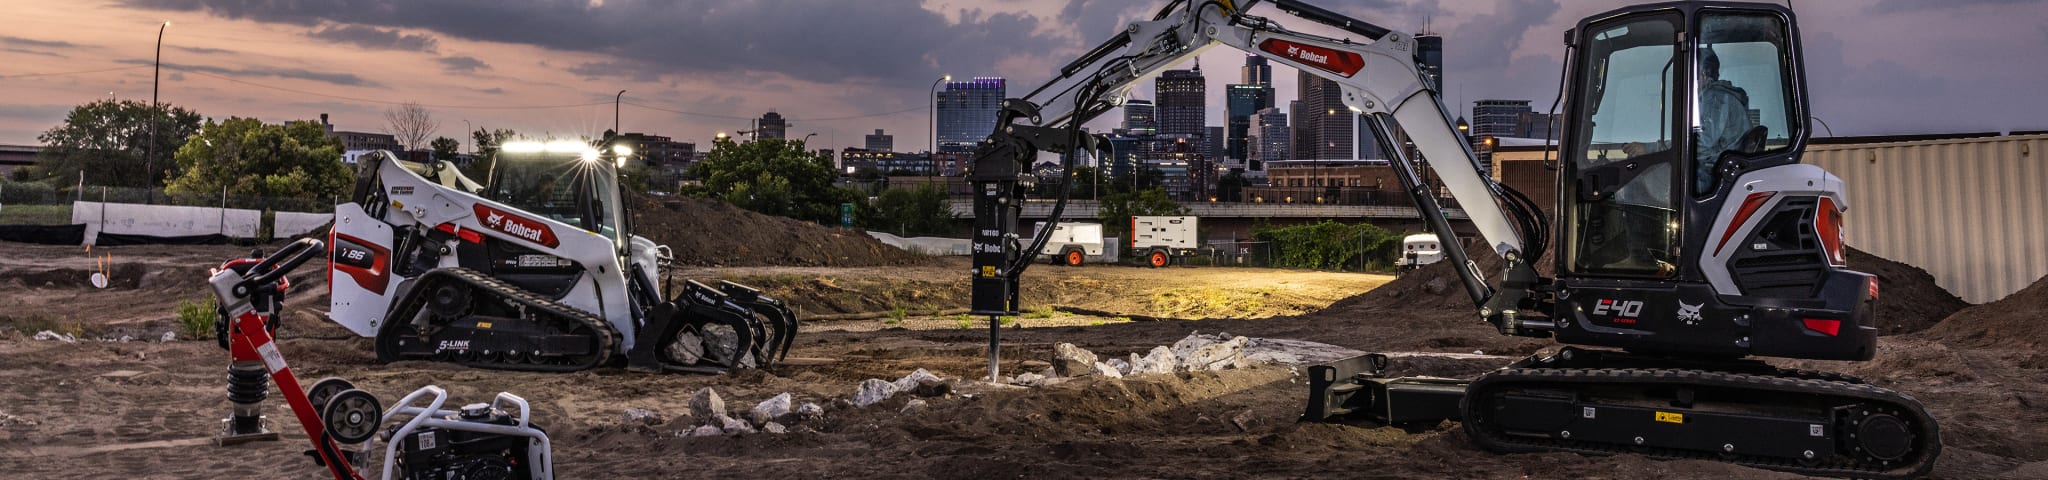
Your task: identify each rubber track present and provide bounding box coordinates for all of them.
[1464,367,1939,480]
[383,267,621,372]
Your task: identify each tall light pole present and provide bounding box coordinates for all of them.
[146,21,169,204]
[929,75,949,177]
[613,90,626,136]
[461,119,473,153]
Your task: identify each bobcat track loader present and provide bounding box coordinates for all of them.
[328,140,796,374]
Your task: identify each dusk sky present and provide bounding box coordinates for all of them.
[2,0,2045,152]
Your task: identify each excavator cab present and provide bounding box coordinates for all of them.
[1550,2,1876,361]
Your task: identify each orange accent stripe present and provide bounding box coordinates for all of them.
[1715,192,1776,256]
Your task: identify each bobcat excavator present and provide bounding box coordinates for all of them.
[328,140,798,374]
[966,1,1938,478]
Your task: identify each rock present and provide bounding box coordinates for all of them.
[31,331,76,343]
[1180,336,1250,371]
[1423,276,1451,295]
[749,393,793,425]
[720,415,756,434]
[118,335,133,343]
[1229,409,1256,432]
[622,408,663,426]
[690,388,727,425]
[1105,358,1131,375]
[762,422,788,434]
[797,402,825,420]
[1131,346,1177,376]
[666,331,705,365]
[893,368,943,393]
[1169,332,1219,360]
[1091,361,1124,378]
[159,332,176,342]
[689,425,724,437]
[1012,372,1047,386]
[900,398,929,415]
[855,378,899,407]
[1051,343,1098,377]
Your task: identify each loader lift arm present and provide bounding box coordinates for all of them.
[969,0,1554,338]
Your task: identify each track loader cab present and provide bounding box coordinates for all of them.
[466,142,633,299]
[1552,2,1876,361]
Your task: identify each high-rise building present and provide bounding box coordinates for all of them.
[1226,84,1272,162]
[755,111,788,140]
[1122,99,1158,135]
[1297,70,1354,160]
[1154,68,1206,137]
[1249,107,1290,171]
[935,77,1006,152]
[1472,99,1533,137]
[864,129,893,152]
[1416,33,1444,89]
[1290,100,1308,163]
[1242,55,1272,85]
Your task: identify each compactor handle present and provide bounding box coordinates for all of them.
[242,238,326,292]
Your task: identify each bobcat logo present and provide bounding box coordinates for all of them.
[1676,302,1704,325]
[484,211,505,228]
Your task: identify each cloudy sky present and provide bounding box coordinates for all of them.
[1,0,2044,151]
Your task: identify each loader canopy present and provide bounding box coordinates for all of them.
[485,148,627,249]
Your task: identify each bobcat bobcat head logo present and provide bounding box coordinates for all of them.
[1676,301,1704,324]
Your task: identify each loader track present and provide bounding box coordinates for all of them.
[1462,367,1939,480]
[376,267,621,372]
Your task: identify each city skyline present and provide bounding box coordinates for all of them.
[0,0,2044,152]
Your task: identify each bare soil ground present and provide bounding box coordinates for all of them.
[0,240,2042,479]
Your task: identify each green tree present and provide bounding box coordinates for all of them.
[1099,187,1188,240]
[165,117,350,210]
[868,184,955,236]
[429,136,461,161]
[30,99,202,189]
[465,128,516,183]
[688,137,856,224]
[1253,220,1401,271]
[1216,170,1248,202]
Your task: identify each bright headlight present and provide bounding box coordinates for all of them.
[501,141,544,153]
[545,140,588,153]
[613,145,634,157]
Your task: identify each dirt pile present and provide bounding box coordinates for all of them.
[1848,247,1970,335]
[628,193,928,268]
[1920,274,2048,350]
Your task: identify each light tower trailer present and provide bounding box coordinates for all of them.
[1130,215,1197,268]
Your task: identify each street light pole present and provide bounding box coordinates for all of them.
[146,21,168,204]
[929,75,949,177]
[461,119,473,153]
[613,90,626,136]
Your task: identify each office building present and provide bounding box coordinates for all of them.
[1122,99,1158,135]
[935,77,1006,152]
[864,129,893,152]
[1472,99,1533,137]
[755,111,788,140]
[1249,107,1290,170]
[1296,70,1354,160]
[1155,68,1206,137]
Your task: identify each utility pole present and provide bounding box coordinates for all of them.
[146,21,169,204]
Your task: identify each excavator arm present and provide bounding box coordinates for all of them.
[969,0,1553,336]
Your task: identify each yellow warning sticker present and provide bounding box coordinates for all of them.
[1655,411,1684,424]
[981,266,997,277]
[477,322,493,329]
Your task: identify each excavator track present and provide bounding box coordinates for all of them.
[1463,367,1939,480]
[376,268,621,372]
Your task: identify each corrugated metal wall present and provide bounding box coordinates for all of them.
[1805,134,2048,303]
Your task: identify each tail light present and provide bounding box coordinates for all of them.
[1801,318,1841,336]
[1816,197,1846,266]
[1867,276,1880,301]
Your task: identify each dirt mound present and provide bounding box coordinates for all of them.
[1921,274,2048,350]
[628,193,928,268]
[1847,247,1970,335]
